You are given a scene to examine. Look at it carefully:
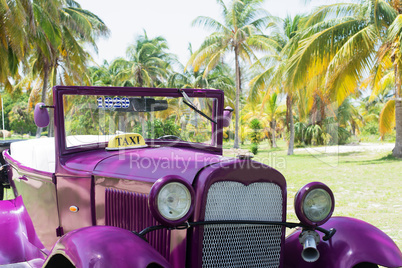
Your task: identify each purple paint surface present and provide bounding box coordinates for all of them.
[284,217,402,268]
[33,102,50,128]
[0,196,46,265]
[45,226,171,268]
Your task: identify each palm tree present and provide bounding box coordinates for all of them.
[240,100,263,145]
[88,60,125,87]
[113,31,176,87]
[105,32,176,137]
[189,0,274,148]
[0,0,34,90]
[187,45,237,108]
[169,60,236,105]
[29,0,109,137]
[286,1,402,157]
[88,61,112,86]
[249,14,303,154]
[259,91,286,147]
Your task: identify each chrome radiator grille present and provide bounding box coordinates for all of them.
[202,181,283,268]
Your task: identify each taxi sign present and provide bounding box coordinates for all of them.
[106,133,147,150]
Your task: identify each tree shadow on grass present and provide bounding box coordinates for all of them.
[341,153,402,165]
[267,147,285,153]
[285,151,367,167]
[290,151,365,158]
[289,150,401,166]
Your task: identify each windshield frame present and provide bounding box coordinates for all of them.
[54,86,224,156]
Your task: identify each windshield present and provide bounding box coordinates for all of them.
[63,93,218,149]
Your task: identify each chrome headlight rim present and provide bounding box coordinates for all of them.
[149,176,195,226]
[294,182,335,227]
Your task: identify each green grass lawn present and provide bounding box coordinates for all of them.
[224,139,402,250]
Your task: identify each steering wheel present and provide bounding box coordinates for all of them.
[157,135,182,141]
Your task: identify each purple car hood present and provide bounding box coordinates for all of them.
[91,147,227,184]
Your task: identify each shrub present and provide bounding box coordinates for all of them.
[8,102,36,135]
[146,118,181,139]
[337,126,351,145]
[249,118,262,144]
[305,124,322,145]
[361,121,379,136]
[294,122,306,144]
[250,143,258,155]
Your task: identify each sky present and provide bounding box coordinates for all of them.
[80,0,336,66]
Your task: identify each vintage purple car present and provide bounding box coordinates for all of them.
[0,86,401,268]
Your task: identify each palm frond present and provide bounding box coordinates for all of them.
[370,70,394,101]
[192,16,230,33]
[304,3,362,27]
[379,99,395,136]
[248,65,275,102]
[387,14,402,43]
[377,0,398,26]
[287,17,369,90]
[325,25,378,104]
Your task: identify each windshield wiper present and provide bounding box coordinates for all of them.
[178,89,217,124]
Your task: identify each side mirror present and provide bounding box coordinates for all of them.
[222,106,234,127]
[34,103,50,128]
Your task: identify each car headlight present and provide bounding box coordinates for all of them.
[295,182,335,226]
[158,182,191,220]
[149,176,194,226]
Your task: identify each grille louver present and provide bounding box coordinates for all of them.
[105,188,171,260]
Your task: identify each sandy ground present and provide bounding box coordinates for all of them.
[223,148,250,156]
[223,142,395,156]
[294,142,395,155]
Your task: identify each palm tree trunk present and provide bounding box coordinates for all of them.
[233,46,241,149]
[394,100,402,157]
[36,64,49,138]
[272,119,277,148]
[392,57,402,158]
[287,95,294,155]
[48,109,54,137]
[140,114,146,137]
[393,81,402,157]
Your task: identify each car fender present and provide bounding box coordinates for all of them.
[0,196,46,265]
[284,216,402,268]
[43,226,171,268]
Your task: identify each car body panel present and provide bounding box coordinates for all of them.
[0,196,46,265]
[92,147,223,183]
[44,226,171,268]
[4,150,59,249]
[56,176,93,235]
[284,216,402,268]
